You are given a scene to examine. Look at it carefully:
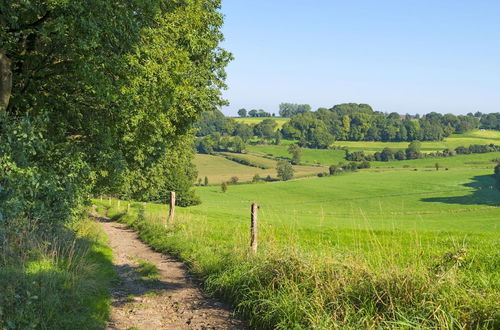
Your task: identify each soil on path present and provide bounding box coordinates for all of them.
[93,211,245,330]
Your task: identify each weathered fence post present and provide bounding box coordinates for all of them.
[117,200,121,210]
[100,195,103,202]
[127,202,130,213]
[167,191,176,226]
[250,202,258,254]
[109,196,112,206]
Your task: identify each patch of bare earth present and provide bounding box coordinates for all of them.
[93,211,245,330]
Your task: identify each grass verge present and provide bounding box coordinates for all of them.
[0,216,116,329]
[98,201,499,329]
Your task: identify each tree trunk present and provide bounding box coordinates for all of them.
[0,52,12,115]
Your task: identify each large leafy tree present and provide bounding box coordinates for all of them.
[1,0,231,224]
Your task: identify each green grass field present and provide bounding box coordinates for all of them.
[97,150,500,328]
[194,153,325,184]
[333,129,500,153]
[97,129,500,328]
[247,144,347,165]
[233,117,289,129]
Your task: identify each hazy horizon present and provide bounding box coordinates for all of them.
[220,0,500,117]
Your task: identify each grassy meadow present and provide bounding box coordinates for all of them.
[332,129,500,153]
[233,117,289,129]
[194,153,326,184]
[97,133,500,328]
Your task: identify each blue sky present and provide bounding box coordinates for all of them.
[219,0,500,116]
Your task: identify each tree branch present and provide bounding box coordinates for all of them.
[6,11,51,33]
[0,52,12,115]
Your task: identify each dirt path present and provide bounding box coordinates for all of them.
[93,211,245,330]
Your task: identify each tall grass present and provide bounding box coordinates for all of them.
[101,201,499,329]
[0,216,115,329]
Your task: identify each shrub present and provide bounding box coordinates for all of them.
[276,160,294,181]
[221,182,228,193]
[230,176,239,184]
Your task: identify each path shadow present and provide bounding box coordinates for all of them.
[110,263,187,308]
[421,175,500,206]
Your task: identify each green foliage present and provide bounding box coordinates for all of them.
[237,108,247,117]
[221,181,228,193]
[282,104,482,145]
[279,103,311,117]
[281,112,334,148]
[276,160,294,181]
[1,0,230,220]
[495,163,500,184]
[253,118,278,140]
[248,109,271,117]
[288,144,302,164]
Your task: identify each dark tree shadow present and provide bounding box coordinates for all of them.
[421,175,500,206]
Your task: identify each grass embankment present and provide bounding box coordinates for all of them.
[96,170,499,329]
[233,117,289,129]
[194,153,325,184]
[0,215,115,329]
[247,130,500,166]
[331,130,500,153]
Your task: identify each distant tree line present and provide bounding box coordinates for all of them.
[195,105,500,153]
[281,103,482,148]
[194,110,280,153]
[345,141,500,162]
[237,108,274,117]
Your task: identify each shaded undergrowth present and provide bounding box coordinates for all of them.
[0,217,116,329]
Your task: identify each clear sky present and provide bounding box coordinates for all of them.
[219,0,500,116]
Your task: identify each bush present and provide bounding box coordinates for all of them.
[276,160,294,181]
[221,182,228,193]
[230,176,239,184]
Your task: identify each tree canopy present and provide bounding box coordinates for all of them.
[1,0,231,226]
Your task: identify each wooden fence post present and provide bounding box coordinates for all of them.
[127,202,130,213]
[100,195,103,202]
[117,200,121,210]
[250,202,258,254]
[109,196,112,206]
[167,191,176,226]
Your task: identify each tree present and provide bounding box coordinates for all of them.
[231,136,246,153]
[435,162,440,171]
[204,176,209,186]
[233,122,253,141]
[279,103,311,117]
[288,144,302,164]
[329,164,342,175]
[248,109,258,117]
[221,181,228,193]
[406,140,422,159]
[230,176,239,184]
[274,131,282,145]
[495,163,500,184]
[237,108,247,117]
[276,160,294,181]
[195,110,235,136]
[1,0,232,224]
[254,119,277,140]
